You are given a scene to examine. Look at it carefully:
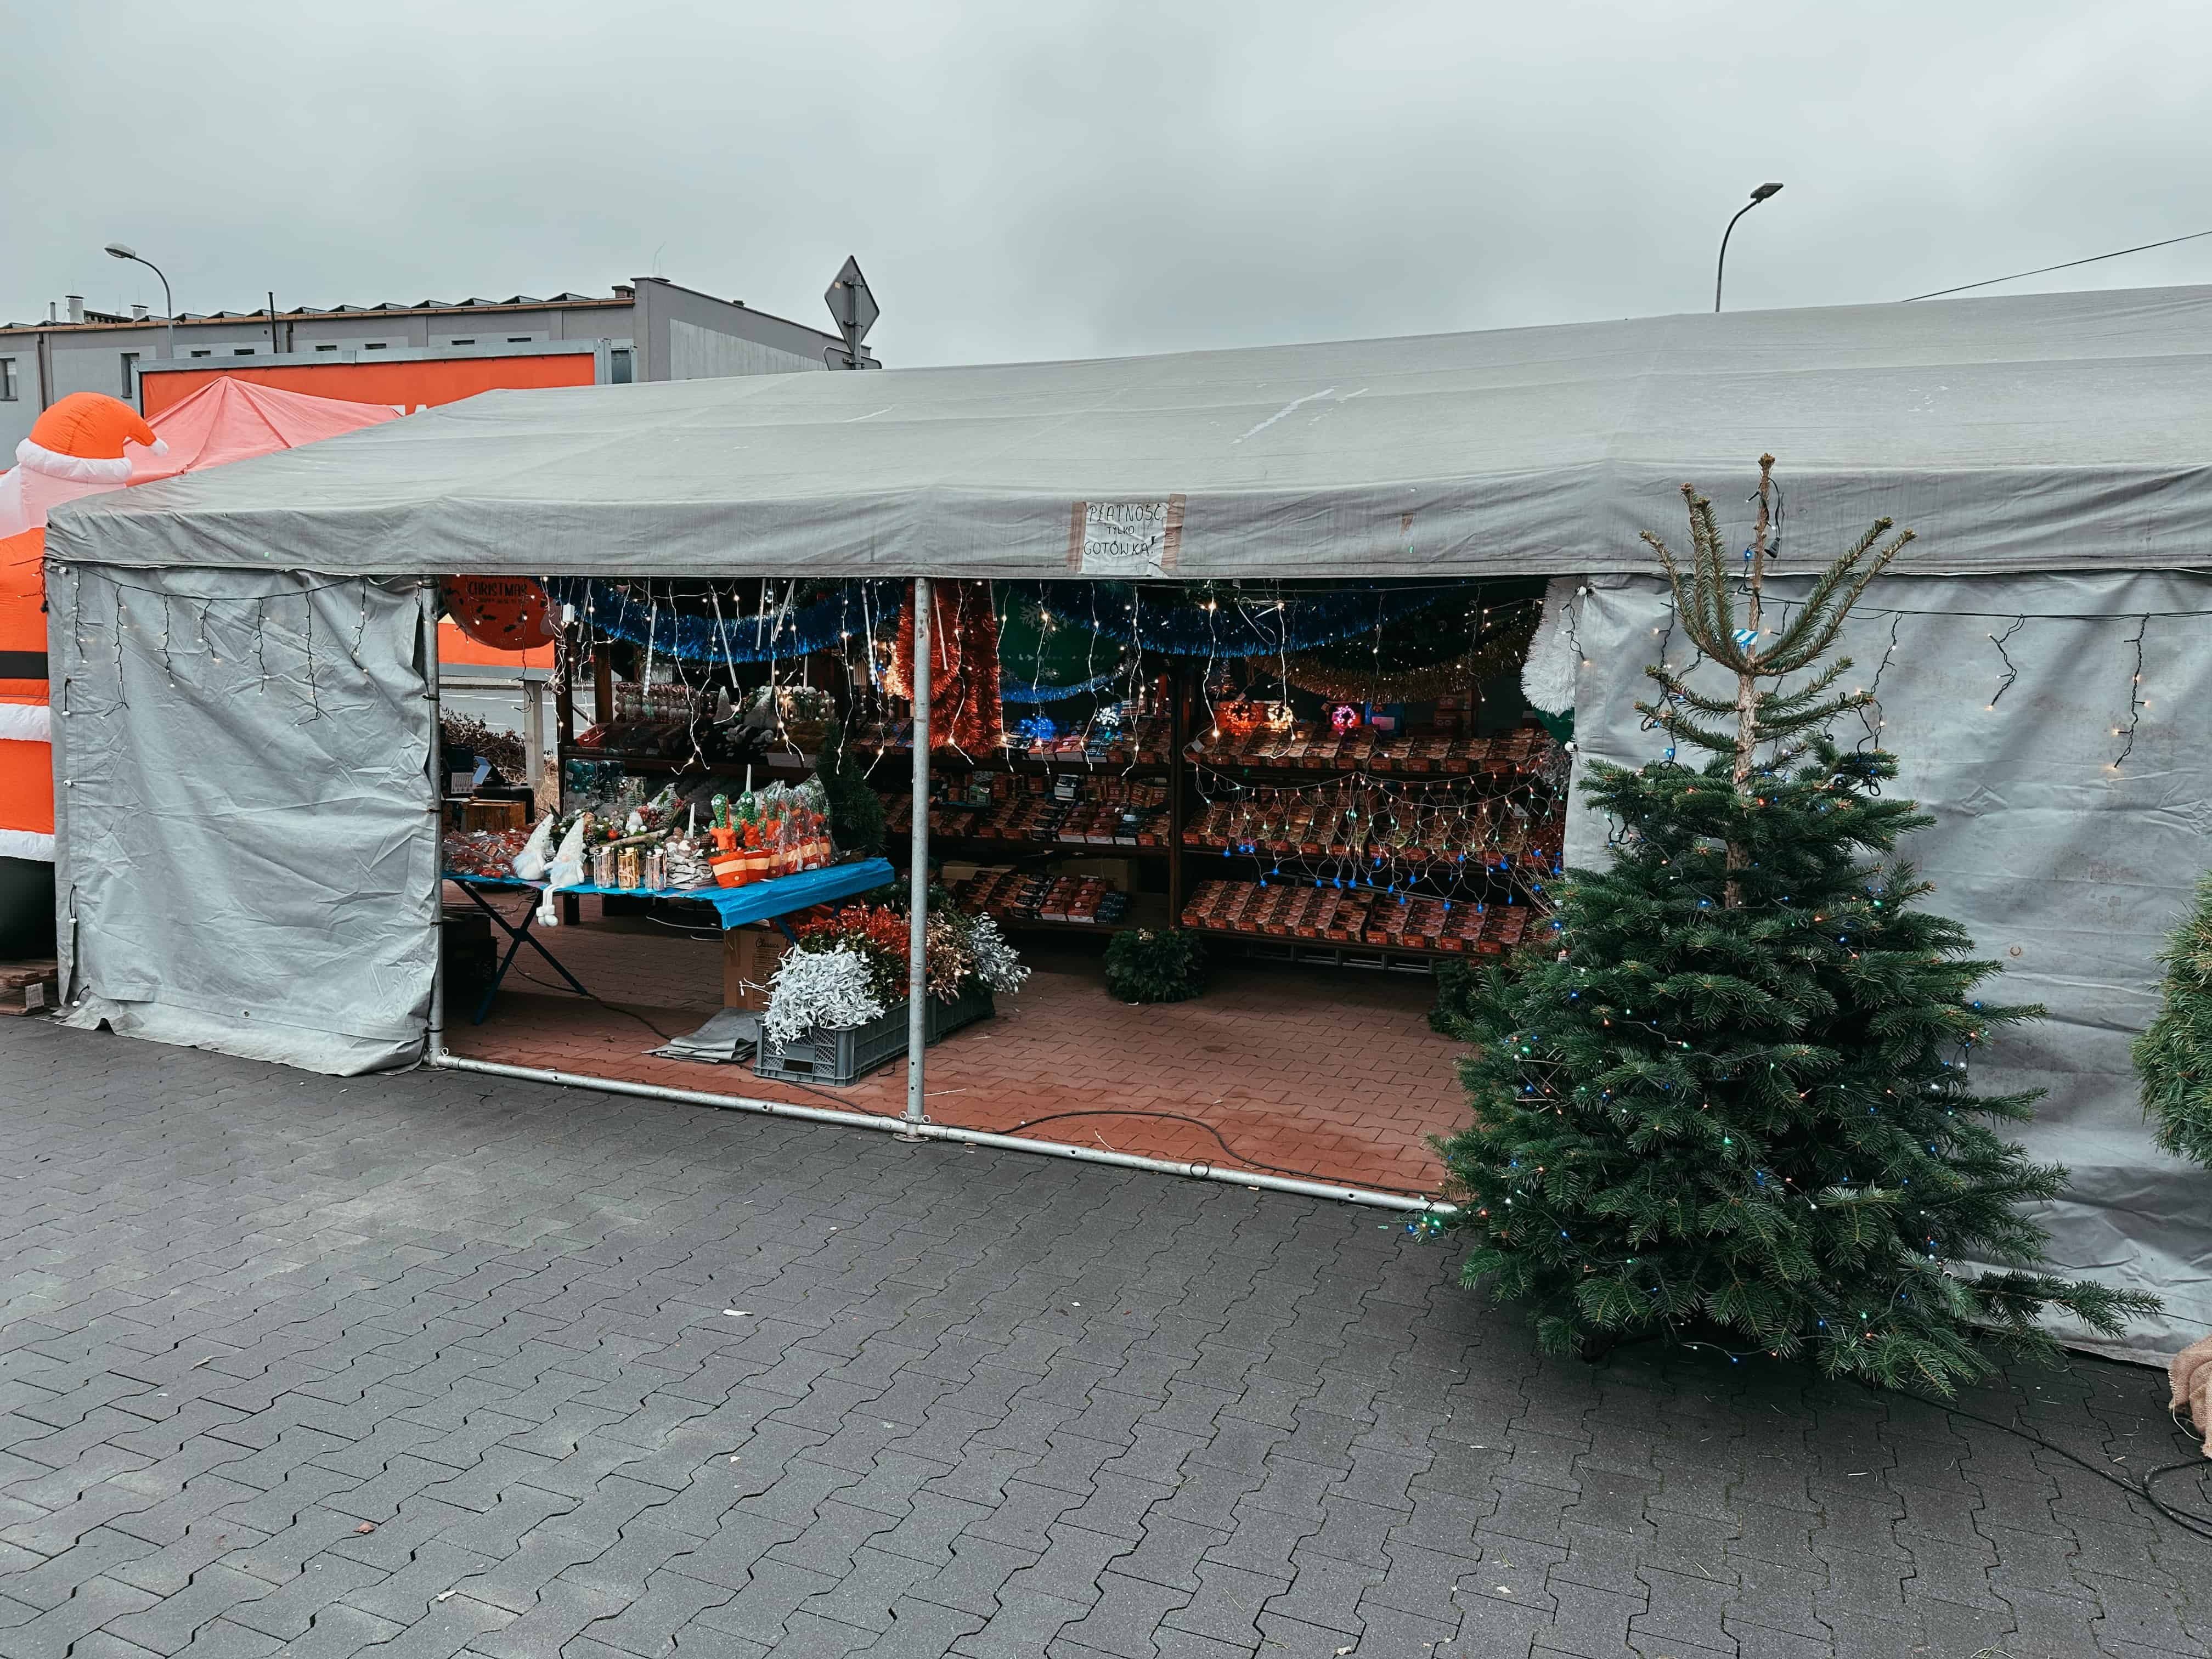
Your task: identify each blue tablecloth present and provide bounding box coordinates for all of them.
[443,857,895,930]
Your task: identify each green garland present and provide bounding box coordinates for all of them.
[2134,871,2212,1167]
[817,719,888,856]
[1103,928,1209,1004]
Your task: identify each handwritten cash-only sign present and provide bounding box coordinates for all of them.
[1071,496,1184,575]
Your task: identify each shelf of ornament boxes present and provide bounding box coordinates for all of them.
[556,670,1560,963]
[1177,708,1565,964]
[854,699,1565,962]
[865,704,1178,934]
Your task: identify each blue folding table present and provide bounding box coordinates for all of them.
[443,857,896,1024]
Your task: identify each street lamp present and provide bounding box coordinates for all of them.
[104,242,174,360]
[1713,183,1784,313]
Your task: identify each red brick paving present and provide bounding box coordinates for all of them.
[444,891,1465,1196]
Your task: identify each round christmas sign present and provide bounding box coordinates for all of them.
[445,576,557,651]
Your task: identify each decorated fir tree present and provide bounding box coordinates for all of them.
[816,719,888,857]
[2133,873,2212,1168]
[1437,456,2157,1391]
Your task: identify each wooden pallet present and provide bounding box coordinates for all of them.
[0,961,58,1017]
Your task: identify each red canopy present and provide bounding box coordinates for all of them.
[129,377,402,482]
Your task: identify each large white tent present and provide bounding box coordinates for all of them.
[43,284,2212,1359]
[48,282,2212,583]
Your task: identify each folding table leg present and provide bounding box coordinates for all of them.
[456,882,594,1023]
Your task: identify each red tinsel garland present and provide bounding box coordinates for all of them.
[884,579,1002,752]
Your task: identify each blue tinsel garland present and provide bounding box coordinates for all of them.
[545,578,902,665]
[1000,666,1132,704]
[547,576,1486,691]
[1002,580,1476,657]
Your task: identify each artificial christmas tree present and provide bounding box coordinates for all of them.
[816,718,888,857]
[1437,456,2156,1391]
[2133,872,2212,1169]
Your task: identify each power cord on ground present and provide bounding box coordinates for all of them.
[502,964,678,1042]
[1005,1107,1440,1201]
[1588,1335,2212,1542]
[1880,1390,2212,1543]
[479,935,2212,1540]
[466,974,2212,1538]
[483,949,1446,1199]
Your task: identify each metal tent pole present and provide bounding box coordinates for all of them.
[430,1050,1447,1214]
[424,580,446,1064]
[901,575,932,1139]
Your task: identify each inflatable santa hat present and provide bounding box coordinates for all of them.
[16,392,167,483]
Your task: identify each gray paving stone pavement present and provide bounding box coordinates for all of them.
[0,1016,2205,1658]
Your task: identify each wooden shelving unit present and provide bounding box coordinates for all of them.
[898,833,1174,864]
[556,655,1559,974]
[1187,926,1457,974]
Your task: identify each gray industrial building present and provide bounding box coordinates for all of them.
[0,275,874,450]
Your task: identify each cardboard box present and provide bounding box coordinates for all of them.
[723,925,791,1011]
[0,961,59,1017]
[464,798,528,832]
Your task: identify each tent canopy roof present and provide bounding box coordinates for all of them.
[49,284,2212,581]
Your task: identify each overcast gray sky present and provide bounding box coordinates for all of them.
[3,1,2206,365]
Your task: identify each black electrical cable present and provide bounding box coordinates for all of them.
[456,893,1439,1203]
[642,915,726,938]
[1593,1333,2212,1543]
[501,963,678,1042]
[1902,226,2212,302]
[2146,1458,2212,1542]
[1879,1390,2212,1543]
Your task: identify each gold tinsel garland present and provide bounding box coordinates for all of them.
[1279,611,1540,704]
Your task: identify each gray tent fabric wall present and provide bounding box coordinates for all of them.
[1564,568,2212,1365]
[49,567,438,1075]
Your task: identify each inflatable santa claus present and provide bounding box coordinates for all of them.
[0,394,170,952]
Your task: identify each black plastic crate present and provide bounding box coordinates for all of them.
[755,982,996,1087]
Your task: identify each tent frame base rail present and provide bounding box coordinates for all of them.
[429,1051,1448,1215]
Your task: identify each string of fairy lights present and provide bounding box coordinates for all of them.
[50,562,409,726]
[1471,921,1995,1365]
[1183,760,1563,912]
[49,558,2212,786]
[1615,584,2201,781]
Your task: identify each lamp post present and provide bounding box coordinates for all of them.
[1713,183,1784,313]
[104,243,174,361]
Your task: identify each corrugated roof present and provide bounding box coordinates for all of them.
[1,290,628,333]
